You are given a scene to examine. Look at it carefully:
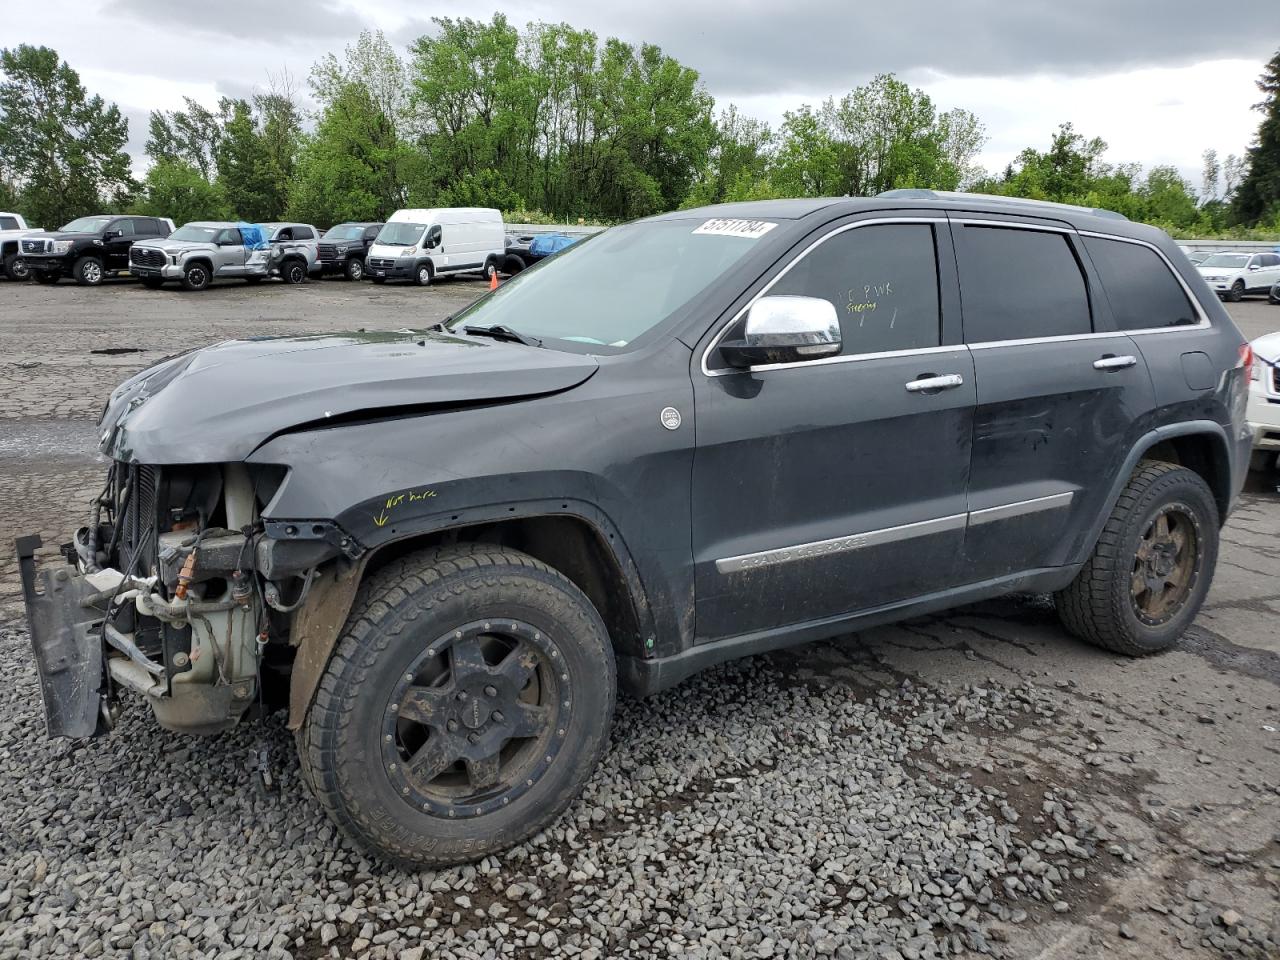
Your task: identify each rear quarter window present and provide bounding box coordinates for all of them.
[1083,236,1199,330]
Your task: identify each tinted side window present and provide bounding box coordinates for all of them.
[110,219,135,237]
[365,226,380,240]
[957,226,1091,342]
[216,228,242,245]
[0,216,17,230]
[768,223,941,355]
[294,225,314,240]
[135,217,160,235]
[1083,236,1198,330]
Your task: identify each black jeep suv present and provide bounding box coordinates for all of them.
[21,215,173,285]
[316,222,383,281]
[18,193,1252,868]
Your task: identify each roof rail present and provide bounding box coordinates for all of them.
[876,188,1128,221]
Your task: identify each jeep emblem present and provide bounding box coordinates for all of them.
[660,407,682,431]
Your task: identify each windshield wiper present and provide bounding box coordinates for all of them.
[463,324,543,348]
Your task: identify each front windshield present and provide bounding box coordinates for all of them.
[59,216,112,233]
[324,224,366,240]
[447,217,773,348]
[377,222,426,246]
[169,225,220,242]
[1200,254,1249,268]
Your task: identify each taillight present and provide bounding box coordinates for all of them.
[1239,343,1255,381]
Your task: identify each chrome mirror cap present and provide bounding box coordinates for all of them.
[721,296,842,368]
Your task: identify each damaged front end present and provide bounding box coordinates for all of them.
[18,459,354,738]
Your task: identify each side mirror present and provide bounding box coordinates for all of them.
[1247,264,1260,271]
[719,296,842,369]
[104,229,121,239]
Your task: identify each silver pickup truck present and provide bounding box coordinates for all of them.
[129,221,321,291]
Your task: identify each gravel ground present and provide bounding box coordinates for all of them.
[0,280,1278,959]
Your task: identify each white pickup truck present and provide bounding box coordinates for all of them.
[0,212,42,281]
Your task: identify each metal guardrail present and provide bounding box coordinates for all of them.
[1177,240,1280,254]
[506,223,606,237]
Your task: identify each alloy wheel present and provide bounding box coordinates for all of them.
[380,619,567,818]
[1130,504,1201,626]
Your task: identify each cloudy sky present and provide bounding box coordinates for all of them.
[2,0,1275,191]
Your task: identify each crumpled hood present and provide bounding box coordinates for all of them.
[100,330,599,464]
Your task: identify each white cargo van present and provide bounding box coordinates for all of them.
[366,208,505,285]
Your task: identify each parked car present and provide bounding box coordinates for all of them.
[20,215,174,286]
[366,208,504,285]
[129,222,317,291]
[1195,250,1280,302]
[18,192,1253,869]
[0,211,43,281]
[1184,250,1212,266]
[1248,331,1280,472]
[502,231,583,274]
[316,222,383,281]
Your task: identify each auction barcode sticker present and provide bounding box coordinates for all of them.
[692,218,778,239]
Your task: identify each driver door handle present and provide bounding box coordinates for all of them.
[905,373,964,393]
[1093,354,1138,371]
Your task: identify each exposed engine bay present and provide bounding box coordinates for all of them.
[19,460,349,737]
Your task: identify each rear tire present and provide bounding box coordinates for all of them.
[3,254,28,281]
[1227,279,1245,303]
[1055,461,1218,655]
[344,258,365,282]
[180,262,210,291]
[281,259,307,284]
[297,543,616,869]
[74,256,104,286]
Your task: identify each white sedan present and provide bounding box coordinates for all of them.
[1249,331,1280,471]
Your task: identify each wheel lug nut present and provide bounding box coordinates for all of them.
[492,711,504,723]
[468,732,481,744]
[484,685,497,698]
[447,719,458,732]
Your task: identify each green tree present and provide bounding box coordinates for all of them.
[1233,48,1280,225]
[0,44,135,227]
[136,158,229,223]
[685,105,776,206]
[287,81,413,225]
[146,97,222,177]
[214,98,280,220]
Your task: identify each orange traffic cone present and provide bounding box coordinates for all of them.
[489,270,499,291]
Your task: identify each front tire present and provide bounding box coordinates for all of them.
[1227,279,1245,303]
[180,262,210,291]
[414,263,433,286]
[1055,462,1218,655]
[1269,282,1279,305]
[3,254,29,281]
[74,256,104,286]
[298,543,616,869]
[344,258,365,282]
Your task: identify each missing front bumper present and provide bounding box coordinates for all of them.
[16,535,109,739]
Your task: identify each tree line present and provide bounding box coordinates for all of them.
[1,23,1278,238]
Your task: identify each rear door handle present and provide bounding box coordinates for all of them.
[905,373,964,393]
[1093,355,1138,371]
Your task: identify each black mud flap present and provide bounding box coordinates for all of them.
[16,535,108,738]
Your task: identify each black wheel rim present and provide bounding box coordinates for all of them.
[381,619,569,818]
[189,267,206,287]
[12,260,28,279]
[289,265,303,283]
[349,262,362,280]
[1131,503,1201,626]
